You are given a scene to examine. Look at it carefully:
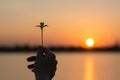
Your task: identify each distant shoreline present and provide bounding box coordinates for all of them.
[0,45,120,52]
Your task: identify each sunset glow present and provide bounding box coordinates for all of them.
[0,0,120,47]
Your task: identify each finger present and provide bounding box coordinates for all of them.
[27,56,36,62]
[27,64,34,69]
[51,72,55,79]
[51,60,58,66]
[51,66,57,79]
[50,66,57,79]
[43,47,56,59]
[51,60,58,70]
[31,69,35,72]
[54,60,58,64]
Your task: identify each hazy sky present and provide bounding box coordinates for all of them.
[0,0,120,47]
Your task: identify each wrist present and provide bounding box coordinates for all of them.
[35,74,51,80]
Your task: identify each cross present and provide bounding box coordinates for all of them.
[36,22,48,46]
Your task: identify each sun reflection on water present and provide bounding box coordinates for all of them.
[84,56,94,80]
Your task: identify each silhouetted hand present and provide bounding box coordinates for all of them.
[27,46,57,80]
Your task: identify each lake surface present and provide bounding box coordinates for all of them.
[0,52,120,80]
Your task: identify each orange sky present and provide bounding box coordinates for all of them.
[0,0,120,47]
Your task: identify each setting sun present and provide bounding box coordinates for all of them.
[86,38,94,47]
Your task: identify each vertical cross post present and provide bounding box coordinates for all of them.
[36,22,48,46]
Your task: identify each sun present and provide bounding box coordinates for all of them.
[85,38,94,47]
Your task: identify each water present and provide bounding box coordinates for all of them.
[0,52,120,80]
